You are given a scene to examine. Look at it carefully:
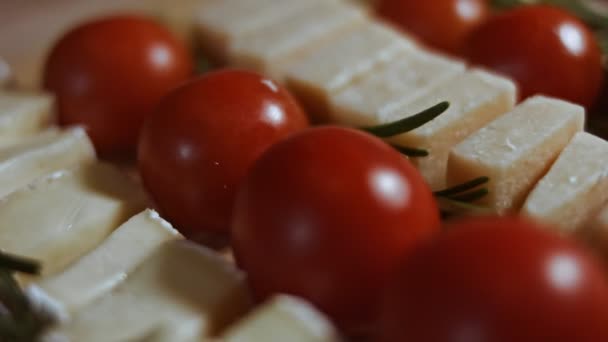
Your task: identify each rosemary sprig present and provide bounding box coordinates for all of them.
[0,252,40,276]
[361,101,449,138]
[0,254,49,341]
[391,145,429,157]
[434,177,491,215]
[434,176,490,197]
[438,197,495,216]
[445,188,490,203]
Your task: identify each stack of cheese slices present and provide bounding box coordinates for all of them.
[1,0,608,340]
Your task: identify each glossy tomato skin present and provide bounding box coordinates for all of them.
[377,216,608,342]
[232,126,441,333]
[464,5,603,108]
[376,0,489,54]
[44,15,193,156]
[138,69,308,238]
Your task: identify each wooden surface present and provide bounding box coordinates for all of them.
[0,0,203,89]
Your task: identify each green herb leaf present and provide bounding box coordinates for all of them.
[446,188,490,203]
[361,101,450,138]
[391,145,429,157]
[434,177,490,197]
[437,197,494,216]
[0,252,41,275]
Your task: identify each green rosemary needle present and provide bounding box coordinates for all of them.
[391,145,429,157]
[0,252,41,275]
[434,177,490,197]
[361,101,449,138]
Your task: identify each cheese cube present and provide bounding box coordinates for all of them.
[330,49,466,127]
[0,91,54,141]
[46,240,251,342]
[196,0,325,64]
[222,295,339,342]
[284,21,417,121]
[0,58,12,87]
[230,1,367,81]
[0,162,147,278]
[28,209,180,317]
[0,127,95,198]
[447,96,584,213]
[380,70,516,190]
[522,132,608,233]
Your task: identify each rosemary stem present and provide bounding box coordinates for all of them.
[434,177,490,197]
[0,252,41,275]
[361,101,450,138]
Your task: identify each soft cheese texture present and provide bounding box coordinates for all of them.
[522,132,608,233]
[230,1,366,81]
[0,162,147,278]
[382,70,517,190]
[284,21,416,121]
[221,295,339,342]
[0,127,96,198]
[196,0,328,64]
[448,96,584,213]
[0,91,54,146]
[46,240,250,342]
[330,49,466,127]
[29,209,180,316]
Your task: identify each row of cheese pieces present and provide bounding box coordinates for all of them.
[28,209,338,342]
[194,0,516,190]
[195,1,608,241]
[0,87,339,340]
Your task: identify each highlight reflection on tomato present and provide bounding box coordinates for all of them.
[376,0,489,54]
[378,216,608,342]
[464,5,603,108]
[232,126,440,334]
[138,69,308,239]
[44,15,194,156]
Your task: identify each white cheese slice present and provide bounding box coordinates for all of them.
[0,126,95,198]
[0,162,147,278]
[522,132,608,233]
[45,240,251,342]
[221,295,340,342]
[0,91,54,140]
[380,70,516,190]
[330,49,466,127]
[229,1,367,81]
[283,21,417,121]
[0,127,60,150]
[447,95,584,213]
[196,0,328,64]
[28,209,180,316]
[0,58,12,88]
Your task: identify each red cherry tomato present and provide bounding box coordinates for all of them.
[44,15,193,156]
[378,216,608,342]
[138,69,308,239]
[376,0,489,54]
[231,126,440,333]
[464,5,604,108]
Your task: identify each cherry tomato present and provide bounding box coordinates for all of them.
[231,126,440,333]
[464,5,604,108]
[377,216,608,342]
[44,15,193,156]
[138,69,308,239]
[376,0,489,54]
